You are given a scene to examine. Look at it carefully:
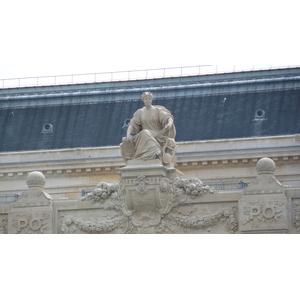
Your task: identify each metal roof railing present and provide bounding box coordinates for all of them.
[203,177,249,191]
[1,65,299,89]
[0,194,19,204]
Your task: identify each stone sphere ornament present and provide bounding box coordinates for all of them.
[26,171,46,188]
[256,157,276,174]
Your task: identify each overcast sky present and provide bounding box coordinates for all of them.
[1,0,299,81]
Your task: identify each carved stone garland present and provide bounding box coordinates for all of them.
[293,202,300,232]
[81,182,119,204]
[60,176,237,234]
[166,207,238,233]
[0,217,7,234]
[60,214,127,234]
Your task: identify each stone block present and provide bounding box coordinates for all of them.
[7,171,54,234]
[238,158,288,233]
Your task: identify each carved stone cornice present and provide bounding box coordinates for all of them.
[0,134,299,179]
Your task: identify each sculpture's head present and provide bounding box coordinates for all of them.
[141,92,153,106]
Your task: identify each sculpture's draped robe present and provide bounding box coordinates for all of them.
[129,106,176,160]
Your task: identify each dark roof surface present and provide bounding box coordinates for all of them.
[1,89,300,152]
[1,68,300,152]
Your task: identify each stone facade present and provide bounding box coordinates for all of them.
[1,134,299,200]
[1,157,299,234]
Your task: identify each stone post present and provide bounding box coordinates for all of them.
[238,158,288,233]
[7,171,54,234]
[119,160,180,234]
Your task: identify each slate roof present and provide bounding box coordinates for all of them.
[1,68,300,152]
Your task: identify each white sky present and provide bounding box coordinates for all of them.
[0,0,299,80]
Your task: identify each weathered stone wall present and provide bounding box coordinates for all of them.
[1,135,300,200]
[1,157,299,234]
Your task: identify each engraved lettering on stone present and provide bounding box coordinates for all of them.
[30,218,42,231]
[249,206,261,220]
[13,213,50,234]
[18,217,28,232]
[243,200,283,225]
[262,206,275,219]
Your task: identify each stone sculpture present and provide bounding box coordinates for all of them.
[120,91,176,166]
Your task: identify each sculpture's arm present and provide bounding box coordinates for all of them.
[156,117,174,138]
[164,118,173,130]
[126,124,134,140]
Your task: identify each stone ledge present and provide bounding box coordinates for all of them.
[1,153,300,178]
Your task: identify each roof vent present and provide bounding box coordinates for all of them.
[255,109,266,119]
[42,123,53,133]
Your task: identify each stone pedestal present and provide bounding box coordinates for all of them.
[238,158,288,233]
[119,160,181,233]
[7,171,54,234]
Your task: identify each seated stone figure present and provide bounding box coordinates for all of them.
[120,92,176,165]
